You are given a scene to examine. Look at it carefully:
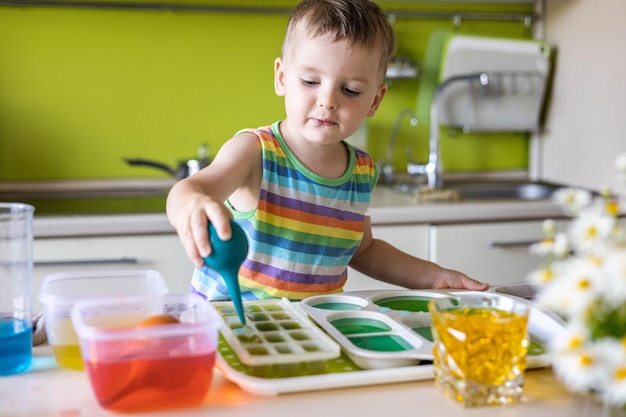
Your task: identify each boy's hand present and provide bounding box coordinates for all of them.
[173,194,233,268]
[431,268,489,291]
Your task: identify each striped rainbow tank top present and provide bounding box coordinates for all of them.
[191,121,379,301]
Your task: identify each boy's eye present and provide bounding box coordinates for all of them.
[299,78,361,97]
[342,87,361,97]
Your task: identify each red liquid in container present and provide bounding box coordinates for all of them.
[86,351,216,413]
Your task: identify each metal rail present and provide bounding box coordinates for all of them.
[0,1,538,25]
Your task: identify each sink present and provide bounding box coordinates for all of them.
[447,181,561,200]
[392,181,562,201]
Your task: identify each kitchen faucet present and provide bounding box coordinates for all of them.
[408,71,547,189]
[408,73,491,189]
[380,77,483,189]
[378,108,418,186]
[406,76,468,189]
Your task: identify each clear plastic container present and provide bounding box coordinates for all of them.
[38,270,168,370]
[71,293,222,413]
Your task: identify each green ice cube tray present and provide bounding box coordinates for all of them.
[214,298,340,369]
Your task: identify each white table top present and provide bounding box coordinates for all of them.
[0,345,604,417]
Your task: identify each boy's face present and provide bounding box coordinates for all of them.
[274,31,387,147]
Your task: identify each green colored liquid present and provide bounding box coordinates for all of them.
[374,296,433,312]
[528,340,546,356]
[349,335,413,352]
[412,326,433,342]
[313,302,362,311]
[331,318,391,335]
[247,313,269,321]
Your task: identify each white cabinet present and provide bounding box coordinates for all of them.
[32,217,573,308]
[429,219,567,287]
[536,0,626,194]
[33,225,428,306]
[33,233,193,312]
[344,224,429,292]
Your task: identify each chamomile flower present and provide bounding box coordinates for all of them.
[553,187,592,215]
[543,218,557,237]
[530,152,626,408]
[530,233,570,259]
[527,265,555,285]
[553,233,572,258]
[604,343,626,407]
[551,329,611,394]
[536,257,602,320]
[529,238,554,258]
[568,207,616,254]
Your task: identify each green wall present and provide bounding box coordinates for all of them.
[0,1,534,181]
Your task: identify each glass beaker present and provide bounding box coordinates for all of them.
[0,203,35,375]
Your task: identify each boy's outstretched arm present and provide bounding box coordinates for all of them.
[166,133,262,268]
[349,216,489,291]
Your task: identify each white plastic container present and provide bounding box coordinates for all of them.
[38,269,168,370]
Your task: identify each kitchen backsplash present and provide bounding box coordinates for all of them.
[0,1,535,181]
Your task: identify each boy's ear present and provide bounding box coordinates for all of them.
[274,57,286,96]
[367,83,388,117]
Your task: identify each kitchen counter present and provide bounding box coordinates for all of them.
[24,178,568,238]
[2,179,605,416]
[0,345,604,417]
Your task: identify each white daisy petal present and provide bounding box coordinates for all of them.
[601,249,626,304]
[605,343,626,405]
[552,187,592,215]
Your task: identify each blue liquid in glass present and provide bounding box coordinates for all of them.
[0,318,32,375]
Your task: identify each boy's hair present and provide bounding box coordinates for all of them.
[282,0,397,76]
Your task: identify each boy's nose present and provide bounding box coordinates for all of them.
[317,89,338,110]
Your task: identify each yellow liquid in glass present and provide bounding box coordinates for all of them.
[432,307,529,385]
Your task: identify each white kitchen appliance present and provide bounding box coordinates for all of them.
[418,32,552,133]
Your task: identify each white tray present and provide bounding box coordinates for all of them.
[215,290,561,395]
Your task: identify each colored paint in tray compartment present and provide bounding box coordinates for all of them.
[300,292,442,369]
[214,298,341,377]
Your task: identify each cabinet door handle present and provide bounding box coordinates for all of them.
[35,257,139,267]
[487,240,538,249]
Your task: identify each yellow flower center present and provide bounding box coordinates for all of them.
[569,337,583,349]
[616,368,626,381]
[606,201,619,216]
[577,278,591,289]
[588,255,603,267]
[580,355,593,366]
[586,226,597,239]
[540,269,553,283]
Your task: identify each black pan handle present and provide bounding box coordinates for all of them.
[123,158,176,176]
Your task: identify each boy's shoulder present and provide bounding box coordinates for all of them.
[235,125,274,138]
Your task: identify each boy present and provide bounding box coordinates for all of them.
[166,0,488,301]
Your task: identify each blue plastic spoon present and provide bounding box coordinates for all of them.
[204,219,249,324]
